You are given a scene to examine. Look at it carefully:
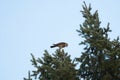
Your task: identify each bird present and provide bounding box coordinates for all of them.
[50,42,68,49]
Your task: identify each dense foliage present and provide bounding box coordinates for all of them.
[24,49,79,80]
[24,2,120,80]
[76,2,120,80]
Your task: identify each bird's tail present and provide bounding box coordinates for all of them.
[50,45,55,48]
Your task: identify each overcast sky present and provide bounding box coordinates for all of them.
[0,0,120,80]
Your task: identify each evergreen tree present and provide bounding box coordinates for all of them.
[76,2,120,80]
[24,2,120,80]
[24,49,79,80]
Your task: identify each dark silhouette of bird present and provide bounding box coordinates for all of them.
[50,42,68,49]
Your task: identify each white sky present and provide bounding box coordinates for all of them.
[0,0,120,80]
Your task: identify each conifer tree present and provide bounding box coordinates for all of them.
[76,2,120,80]
[24,49,79,80]
[24,2,120,80]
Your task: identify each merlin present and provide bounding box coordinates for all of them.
[50,42,68,49]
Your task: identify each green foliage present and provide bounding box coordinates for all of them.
[24,1,120,80]
[24,49,79,80]
[24,71,32,80]
[76,1,120,80]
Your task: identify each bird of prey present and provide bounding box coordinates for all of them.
[50,42,68,49]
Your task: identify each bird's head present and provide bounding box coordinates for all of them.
[65,43,68,47]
